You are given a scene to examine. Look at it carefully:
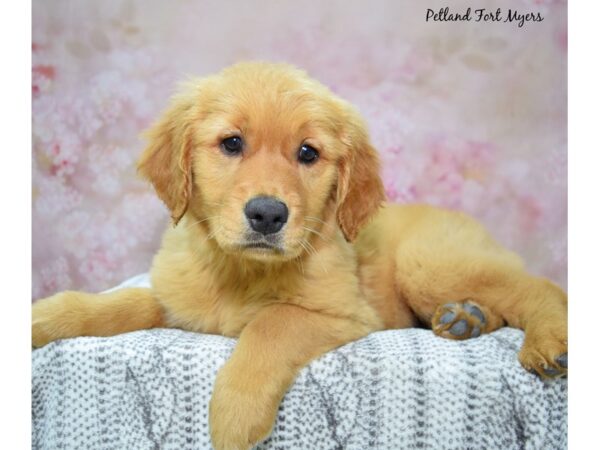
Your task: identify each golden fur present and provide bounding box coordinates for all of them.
[32,62,567,450]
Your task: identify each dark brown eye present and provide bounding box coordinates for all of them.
[298,144,319,164]
[221,136,243,155]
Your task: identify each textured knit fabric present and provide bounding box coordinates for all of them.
[32,276,567,450]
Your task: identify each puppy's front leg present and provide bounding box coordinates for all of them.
[209,303,373,450]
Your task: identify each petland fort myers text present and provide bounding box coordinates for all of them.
[426,7,544,28]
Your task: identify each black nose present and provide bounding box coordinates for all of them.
[244,196,289,235]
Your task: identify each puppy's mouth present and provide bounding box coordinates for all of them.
[238,240,285,254]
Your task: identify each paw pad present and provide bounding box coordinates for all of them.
[520,346,567,379]
[543,366,561,377]
[526,359,567,379]
[448,319,468,336]
[432,301,487,340]
[556,353,568,368]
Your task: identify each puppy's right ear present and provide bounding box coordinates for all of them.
[137,84,200,225]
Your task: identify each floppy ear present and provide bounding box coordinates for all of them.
[336,110,386,242]
[137,86,199,225]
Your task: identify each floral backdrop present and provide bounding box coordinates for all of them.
[32,0,567,299]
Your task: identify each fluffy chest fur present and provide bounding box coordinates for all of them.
[150,215,383,337]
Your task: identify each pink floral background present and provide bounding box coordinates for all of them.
[32,0,567,299]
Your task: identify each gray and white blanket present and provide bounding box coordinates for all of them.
[32,276,567,450]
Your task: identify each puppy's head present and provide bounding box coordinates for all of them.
[138,62,385,261]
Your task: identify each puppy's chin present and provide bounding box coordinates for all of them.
[238,240,310,263]
[238,247,291,263]
[211,236,297,263]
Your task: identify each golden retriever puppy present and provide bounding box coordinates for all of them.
[32,62,567,450]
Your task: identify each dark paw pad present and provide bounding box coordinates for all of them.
[527,364,566,380]
[556,353,568,368]
[463,303,486,324]
[433,300,488,340]
[439,311,456,324]
[448,319,468,336]
[520,346,567,379]
[543,366,561,377]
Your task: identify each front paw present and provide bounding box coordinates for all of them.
[209,365,279,450]
[32,291,84,348]
[519,316,567,379]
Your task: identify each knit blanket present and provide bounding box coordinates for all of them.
[32,275,567,450]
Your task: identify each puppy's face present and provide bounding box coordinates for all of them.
[139,63,385,262]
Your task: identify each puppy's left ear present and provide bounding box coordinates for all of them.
[336,107,386,242]
[137,84,200,225]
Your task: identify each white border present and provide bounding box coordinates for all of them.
[569,0,600,447]
[0,1,32,447]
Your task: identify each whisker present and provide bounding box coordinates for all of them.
[202,200,227,207]
[298,239,313,259]
[302,225,332,244]
[304,216,332,228]
[206,226,221,241]
[303,238,318,256]
[298,239,310,254]
[301,238,329,275]
[184,215,220,230]
[295,255,306,279]
[188,224,223,259]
